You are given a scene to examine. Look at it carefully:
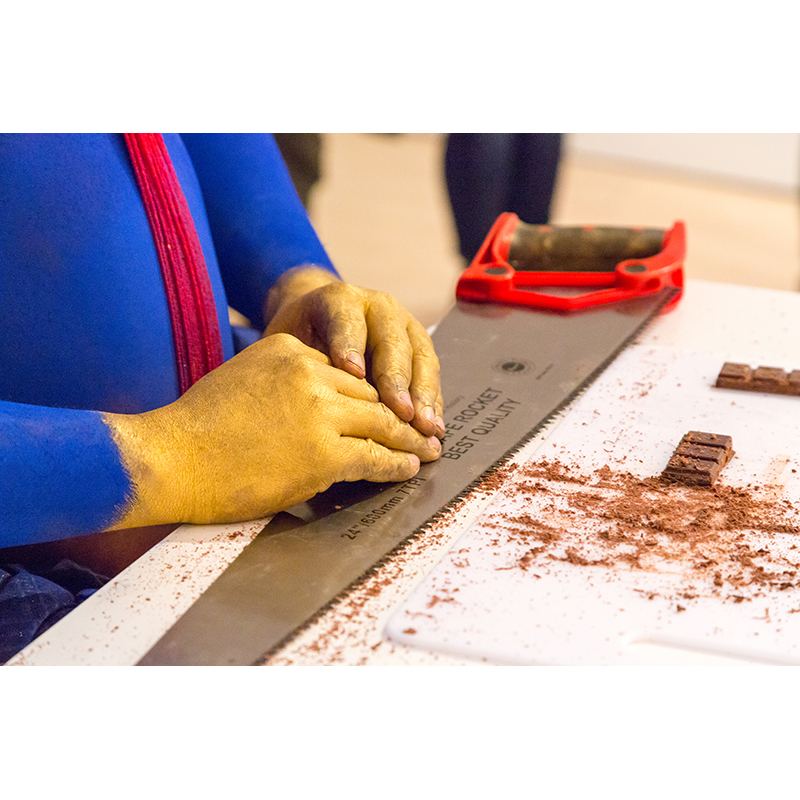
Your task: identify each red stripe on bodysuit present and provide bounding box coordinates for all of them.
[124,133,224,393]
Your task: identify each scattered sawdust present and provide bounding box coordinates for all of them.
[476,459,800,607]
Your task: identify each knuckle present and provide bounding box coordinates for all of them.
[375,290,399,309]
[414,340,439,368]
[376,372,407,398]
[291,355,318,385]
[264,332,315,370]
[379,400,403,427]
[367,398,396,430]
[310,429,338,464]
[303,385,325,410]
[366,293,408,330]
[269,331,302,351]
[324,281,361,306]
[361,438,402,480]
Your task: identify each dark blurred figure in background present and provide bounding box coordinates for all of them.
[445,133,563,263]
[273,133,322,208]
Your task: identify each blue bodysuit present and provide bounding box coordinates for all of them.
[0,133,337,549]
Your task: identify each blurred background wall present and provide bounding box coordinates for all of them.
[569,133,800,191]
[298,133,800,329]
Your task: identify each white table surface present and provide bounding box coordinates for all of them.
[9,278,800,666]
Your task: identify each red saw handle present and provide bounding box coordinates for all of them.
[456,213,686,311]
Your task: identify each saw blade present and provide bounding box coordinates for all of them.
[137,289,678,665]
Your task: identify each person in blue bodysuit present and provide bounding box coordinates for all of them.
[0,133,444,661]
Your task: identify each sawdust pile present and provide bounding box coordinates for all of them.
[481,459,800,608]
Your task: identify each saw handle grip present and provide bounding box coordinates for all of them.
[456,213,685,311]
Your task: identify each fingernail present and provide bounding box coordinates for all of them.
[345,351,365,374]
[435,415,445,434]
[428,436,441,453]
[407,453,421,470]
[399,391,413,411]
[421,406,436,425]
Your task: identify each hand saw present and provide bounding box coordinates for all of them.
[137,217,686,665]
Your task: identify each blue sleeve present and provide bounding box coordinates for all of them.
[0,402,132,548]
[179,133,339,330]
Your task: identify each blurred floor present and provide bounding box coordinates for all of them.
[307,133,800,330]
[308,133,463,330]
